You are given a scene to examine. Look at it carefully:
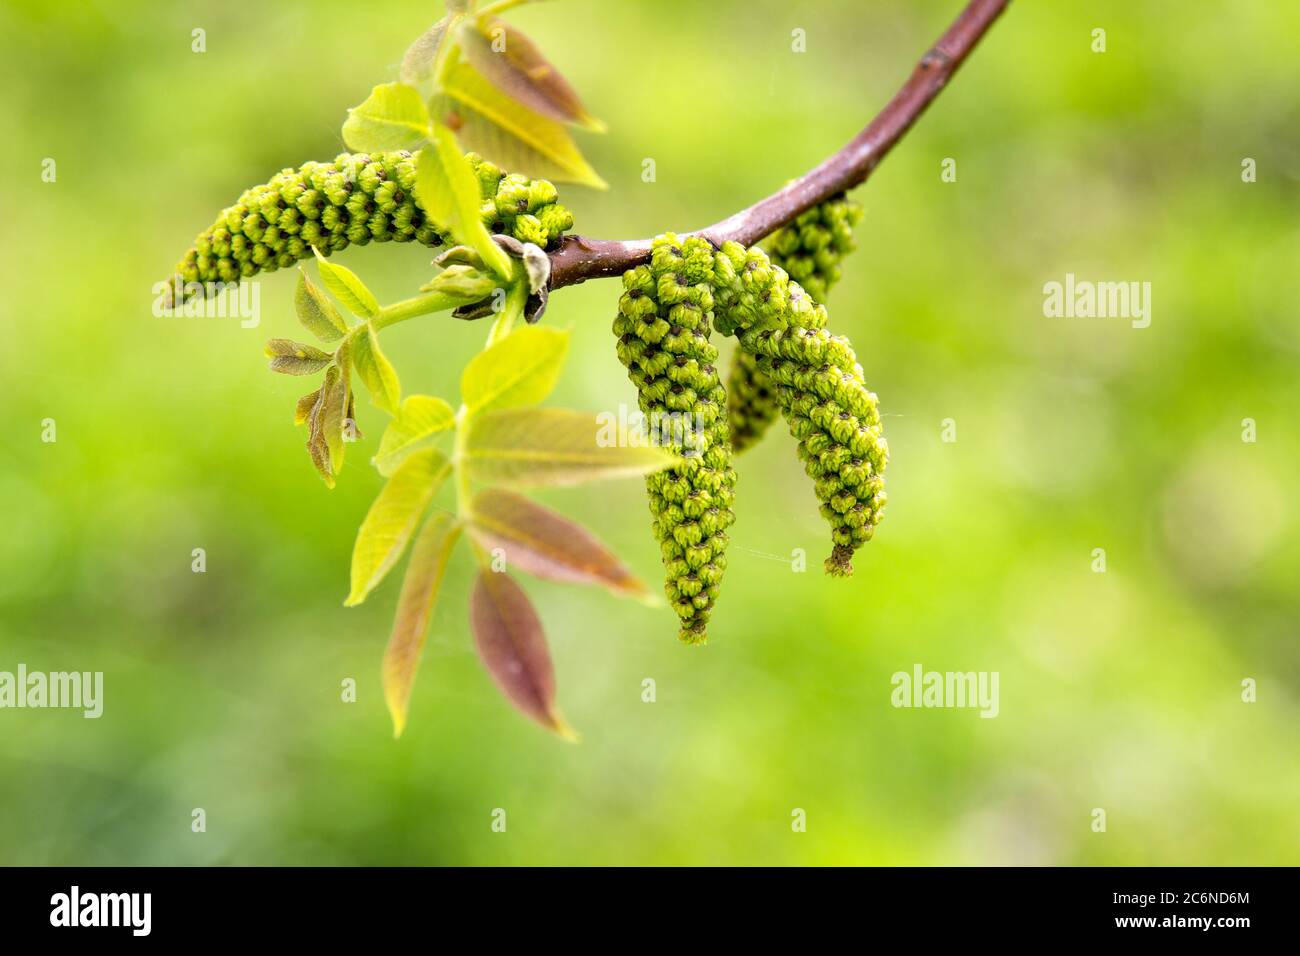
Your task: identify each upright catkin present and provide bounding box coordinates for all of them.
[613,235,736,644]
[713,241,886,576]
[727,196,863,452]
[164,151,574,303]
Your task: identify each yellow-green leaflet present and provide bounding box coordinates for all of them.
[342,82,431,154]
[383,512,461,738]
[294,268,349,341]
[373,395,456,477]
[462,407,678,488]
[350,325,401,416]
[345,449,451,606]
[417,124,514,280]
[312,248,379,318]
[460,325,568,415]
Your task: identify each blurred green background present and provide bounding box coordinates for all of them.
[2,0,1297,865]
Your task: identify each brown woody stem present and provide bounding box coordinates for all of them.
[546,0,1010,291]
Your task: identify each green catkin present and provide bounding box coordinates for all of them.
[613,234,736,644]
[726,196,863,453]
[765,196,862,304]
[712,240,886,577]
[725,349,776,454]
[164,151,574,302]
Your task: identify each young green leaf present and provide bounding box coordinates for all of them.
[341,82,432,153]
[468,488,649,600]
[433,245,486,270]
[373,395,457,476]
[383,511,462,738]
[419,264,501,301]
[350,324,402,416]
[470,569,574,739]
[265,338,333,375]
[400,15,454,87]
[417,124,515,279]
[295,268,349,341]
[431,60,606,188]
[458,18,604,131]
[346,449,451,607]
[312,248,380,318]
[322,357,352,475]
[462,407,680,488]
[413,140,455,231]
[460,325,568,415]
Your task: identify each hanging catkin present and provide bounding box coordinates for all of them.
[726,196,863,453]
[713,240,886,576]
[613,235,736,643]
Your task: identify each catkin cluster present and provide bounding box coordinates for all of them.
[712,241,886,577]
[765,196,862,304]
[613,235,736,644]
[164,151,573,303]
[727,197,862,452]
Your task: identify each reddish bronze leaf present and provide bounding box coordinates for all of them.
[459,19,604,131]
[470,570,574,738]
[468,488,650,600]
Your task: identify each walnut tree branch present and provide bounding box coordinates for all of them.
[546,0,1010,291]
